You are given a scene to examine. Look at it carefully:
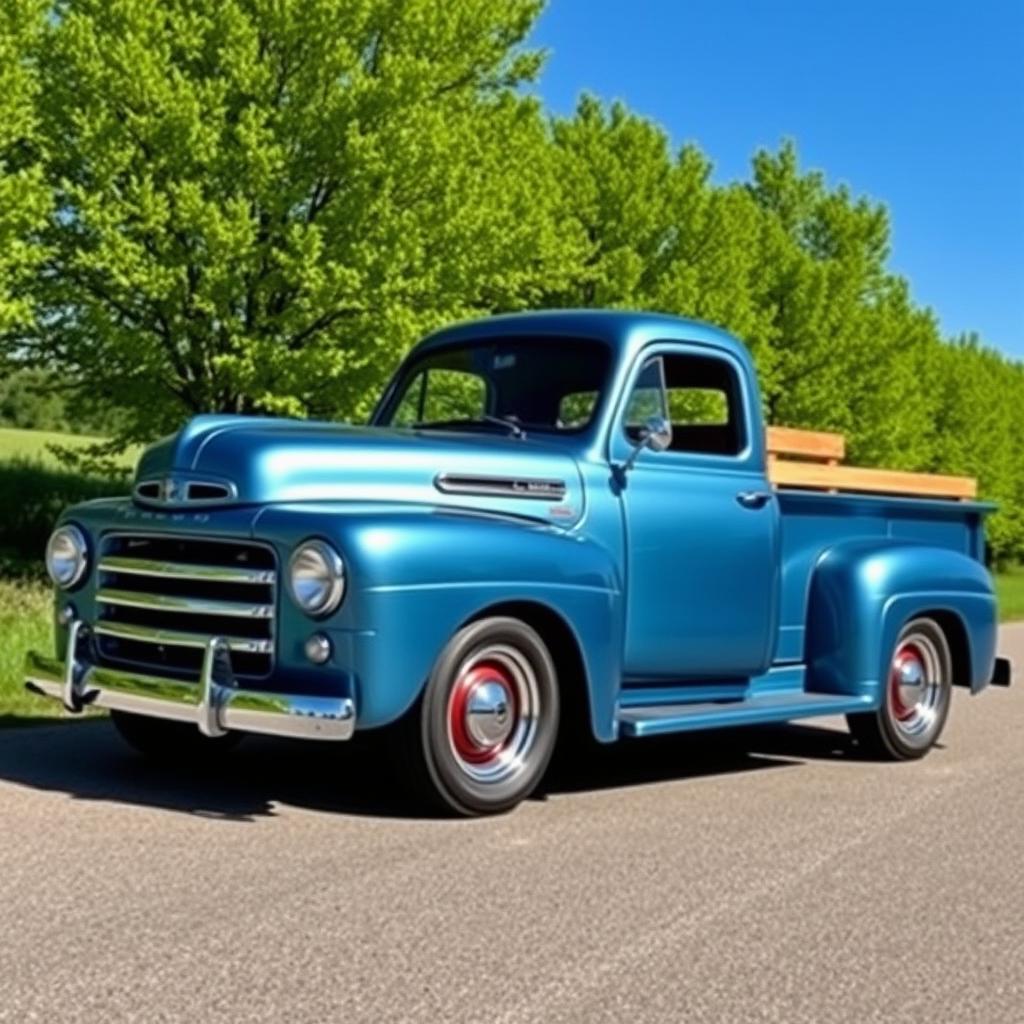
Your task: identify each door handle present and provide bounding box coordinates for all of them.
[736,490,772,509]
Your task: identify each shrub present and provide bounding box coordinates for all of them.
[0,457,128,571]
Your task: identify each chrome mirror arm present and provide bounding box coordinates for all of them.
[619,415,673,476]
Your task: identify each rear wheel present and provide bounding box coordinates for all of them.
[394,616,560,816]
[111,710,242,762]
[847,616,952,759]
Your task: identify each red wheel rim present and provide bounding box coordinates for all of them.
[448,660,518,765]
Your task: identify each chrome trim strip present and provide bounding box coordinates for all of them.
[95,620,273,654]
[24,645,355,742]
[98,555,276,585]
[435,473,567,501]
[96,587,274,619]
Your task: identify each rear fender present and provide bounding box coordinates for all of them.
[805,540,997,704]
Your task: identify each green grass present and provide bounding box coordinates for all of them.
[995,566,1024,625]
[0,578,66,723]
[0,426,138,467]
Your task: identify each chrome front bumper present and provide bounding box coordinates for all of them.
[24,620,355,741]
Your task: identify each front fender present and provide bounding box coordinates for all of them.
[255,505,623,736]
[805,539,997,703]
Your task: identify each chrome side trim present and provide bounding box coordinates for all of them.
[98,555,276,585]
[94,620,273,655]
[96,588,274,619]
[435,473,567,501]
[24,645,355,742]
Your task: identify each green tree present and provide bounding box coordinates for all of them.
[928,336,1024,564]
[546,97,775,372]
[0,0,50,337]
[0,368,68,431]
[745,142,937,471]
[546,97,678,308]
[22,0,573,444]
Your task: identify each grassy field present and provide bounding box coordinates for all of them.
[996,565,1024,624]
[0,579,60,723]
[0,426,138,467]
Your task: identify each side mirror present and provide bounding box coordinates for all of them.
[622,415,673,474]
[642,415,673,453]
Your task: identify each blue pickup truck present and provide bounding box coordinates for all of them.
[26,311,1011,815]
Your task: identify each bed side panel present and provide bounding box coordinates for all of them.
[776,491,988,665]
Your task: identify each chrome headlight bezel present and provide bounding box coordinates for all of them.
[287,539,346,618]
[45,524,89,590]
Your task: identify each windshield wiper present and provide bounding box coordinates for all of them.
[413,416,526,439]
[480,414,525,439]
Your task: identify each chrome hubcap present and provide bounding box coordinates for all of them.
[465,679,514,748]
[447,644,540,784]
[892,649,926,718]
[888,631,946,745]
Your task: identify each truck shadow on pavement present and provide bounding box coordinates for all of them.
[0,716,873,822]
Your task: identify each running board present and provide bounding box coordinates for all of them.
[617,691,875,738]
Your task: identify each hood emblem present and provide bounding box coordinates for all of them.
[160,477,181,503]
[134,476,235,507]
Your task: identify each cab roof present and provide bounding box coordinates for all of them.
[413,310,753,366]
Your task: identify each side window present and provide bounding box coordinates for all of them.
[391,368,487,426]
[623,352,746,456]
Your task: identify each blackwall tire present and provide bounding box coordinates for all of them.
[395,616,560,817]
[846,617,953,760]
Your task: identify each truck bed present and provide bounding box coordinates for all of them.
[763,425,987,664]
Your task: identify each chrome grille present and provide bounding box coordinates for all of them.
[95,534,276,681]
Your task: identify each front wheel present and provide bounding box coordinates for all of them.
[847,616,953,759]
[394,616,560,816]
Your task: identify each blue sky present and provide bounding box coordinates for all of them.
[528,0,1024,358]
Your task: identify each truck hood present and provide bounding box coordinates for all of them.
[134,415,586,527]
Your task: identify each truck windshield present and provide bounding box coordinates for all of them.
[376,337,612,435]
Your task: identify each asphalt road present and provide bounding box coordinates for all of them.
[1,627,1022,1024]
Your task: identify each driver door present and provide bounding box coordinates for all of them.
[611,344,780,680]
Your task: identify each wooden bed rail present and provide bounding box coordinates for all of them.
[765,426,977,501]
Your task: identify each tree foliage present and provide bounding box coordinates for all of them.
[1,0,1023,562]
[25,0,573,438]
[0,0,50,336]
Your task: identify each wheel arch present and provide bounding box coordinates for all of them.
[337,511,624,737]
[922,608,972,688]
[464,599,598,746]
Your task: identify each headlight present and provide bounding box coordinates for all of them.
[288,540,345,617]
[45,525,89,589]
